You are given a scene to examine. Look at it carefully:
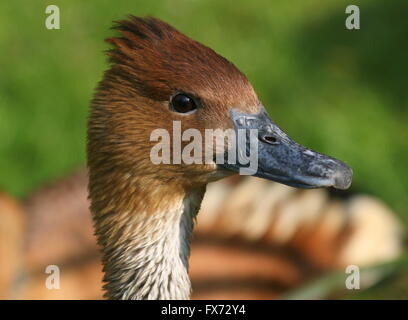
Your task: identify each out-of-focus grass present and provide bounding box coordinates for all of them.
[0,0,407,226]
[283,251,408,300]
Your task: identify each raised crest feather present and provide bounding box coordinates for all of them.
[102,16,258,105]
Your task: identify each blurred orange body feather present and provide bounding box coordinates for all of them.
[0,169,402,299]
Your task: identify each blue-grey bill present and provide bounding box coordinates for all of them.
[219,108,352,190]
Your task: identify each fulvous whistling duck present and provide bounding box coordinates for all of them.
[87,16,352,300]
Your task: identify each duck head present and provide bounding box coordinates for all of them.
[89,16,352,191]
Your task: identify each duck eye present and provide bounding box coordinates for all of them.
[170,93,197,113]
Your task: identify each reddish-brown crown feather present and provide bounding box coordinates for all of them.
[104,16,259,107]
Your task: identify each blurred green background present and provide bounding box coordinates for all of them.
[0,0,407,298]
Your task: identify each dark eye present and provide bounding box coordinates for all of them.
[170,93,197,113]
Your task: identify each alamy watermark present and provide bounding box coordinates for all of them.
[345,5,360,30]
[45,5,60,30]
[345,265,360,290]
[150,121,259,175]
[45,265,60,290]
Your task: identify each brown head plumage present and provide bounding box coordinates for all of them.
[88,16,260,191]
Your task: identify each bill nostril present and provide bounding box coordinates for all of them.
[260,134,279,145]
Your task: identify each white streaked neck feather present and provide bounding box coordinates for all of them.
[102,188,205,300]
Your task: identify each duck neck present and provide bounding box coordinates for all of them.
[91,176,205,300]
